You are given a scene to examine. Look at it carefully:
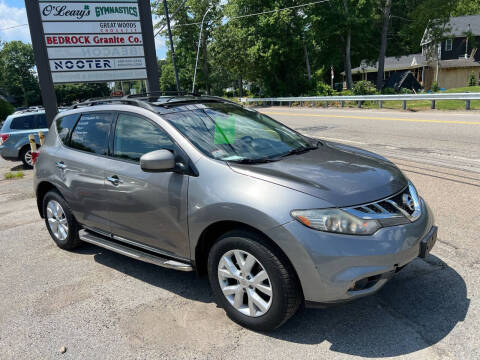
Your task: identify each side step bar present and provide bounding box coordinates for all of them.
[79,229,193,272]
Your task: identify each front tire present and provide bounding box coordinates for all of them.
[43,190,81,250]
[208,230,302,331]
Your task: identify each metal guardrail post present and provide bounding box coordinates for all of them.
[357,101,362,108]
[325,101,328,108]
[289,101,292,107]
[341,101,345,108]
[466,100,471,110]
[402,100,407,110]
[431,100,436,109]
[379,100,383,109]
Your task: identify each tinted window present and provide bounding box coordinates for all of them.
[56,114,80,145]
[36,114,48,128]
[10,115,36,130]
[70,113,113,155]
[113,113,174,163]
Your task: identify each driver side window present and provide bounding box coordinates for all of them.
[113,113,174,163]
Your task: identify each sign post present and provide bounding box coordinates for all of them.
[25,0,159,126]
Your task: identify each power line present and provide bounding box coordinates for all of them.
[166,0,330,30]
[0,23,28,32]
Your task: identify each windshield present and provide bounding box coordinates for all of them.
[162,103,315,162]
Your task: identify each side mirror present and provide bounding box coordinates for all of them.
[140,149,176,172]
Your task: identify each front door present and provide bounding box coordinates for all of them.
[103,112,190,258]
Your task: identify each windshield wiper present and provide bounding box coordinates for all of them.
[228,157,280,164]
[280,144,318,158]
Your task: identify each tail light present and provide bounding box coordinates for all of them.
[0,133,9,144]
[31,151,40,165]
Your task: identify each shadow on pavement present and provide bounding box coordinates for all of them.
[76,244,468,357]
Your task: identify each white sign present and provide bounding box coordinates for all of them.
[40,0,147,84]
[50,58,145,72]
[52,69,147,83]
[47,46,145,59]
[45,34,143,46]
[40,3,140,21]
[43,21,141,34]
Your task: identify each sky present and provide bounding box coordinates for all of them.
[0,0,167,58]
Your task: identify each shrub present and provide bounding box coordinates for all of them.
[0,99,14,122]
[4,171,24,180]
[399,88,413,94]
[352,80,377,95]
[381,87,396,94]
[468,71,477,87]
[431,81,439,92]
[316,81,335,96]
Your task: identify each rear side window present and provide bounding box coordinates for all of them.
[70,113,113,155]
[113,113,174,162]
[10,115,36,130]
[36,114,47,128]
[56,114,80,145]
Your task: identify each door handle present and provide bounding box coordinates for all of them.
[56,161,67,170]
[106,175,123,186]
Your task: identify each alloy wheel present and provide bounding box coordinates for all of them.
[217,249,273,317]
[46,200,69,241]
[24,150,33,166]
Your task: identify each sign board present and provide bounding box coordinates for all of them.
[25,0,159,125]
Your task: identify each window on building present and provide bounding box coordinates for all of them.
[445,38,453,51]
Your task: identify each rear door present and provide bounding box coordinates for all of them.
[103,112,190,258]
[57,112,113,233]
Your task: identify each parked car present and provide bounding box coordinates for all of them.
[0,109,48,168]
[33,95,437,331]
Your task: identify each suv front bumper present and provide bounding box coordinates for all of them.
[266,198,436,304]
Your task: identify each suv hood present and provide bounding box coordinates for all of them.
[228,142,407,207]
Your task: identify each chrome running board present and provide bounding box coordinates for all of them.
[78,229,193,272]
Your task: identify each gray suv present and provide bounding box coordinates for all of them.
[0,109,48,168]
[33,95,437,331]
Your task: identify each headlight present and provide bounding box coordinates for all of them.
[291,209,380,235]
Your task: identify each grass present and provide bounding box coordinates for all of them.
[3,171,24,180]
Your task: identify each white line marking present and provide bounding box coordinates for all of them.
[318,137,366,145]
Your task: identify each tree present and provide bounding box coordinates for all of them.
[0,41,41,106]
[376,0,392,89]
[54,83,110,105]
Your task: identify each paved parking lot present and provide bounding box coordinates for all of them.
[0,107,479,359]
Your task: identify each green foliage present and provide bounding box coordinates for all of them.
[381,87,396,94]
[0,98,14,121]
[55,83,110,105]
[0,41,41,106]
[399,87,413,94]
[431,81,439,92]
[316,82,335,96]
[352,80,377,95]
[468,72,477,87]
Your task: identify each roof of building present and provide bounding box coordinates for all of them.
[351,54,426,74]
[421,15,480,45]
[439,58,480,69]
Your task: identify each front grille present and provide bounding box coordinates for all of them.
[343,182,421,224]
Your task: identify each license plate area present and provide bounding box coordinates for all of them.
[419,226,438,258]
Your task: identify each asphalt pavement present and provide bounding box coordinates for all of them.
[0,107,479,359]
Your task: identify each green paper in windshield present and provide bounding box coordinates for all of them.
[214,116,236,144]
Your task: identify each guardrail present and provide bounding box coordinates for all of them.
[241,92,480,110]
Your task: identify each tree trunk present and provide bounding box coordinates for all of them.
[344,28,353,89]
[343,0,353,89]
[238,75,243,97]
[376,0,392,90]
[302,34,312,82]
[201,28,209,95]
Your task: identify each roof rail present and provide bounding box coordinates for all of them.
[70,97,156,111]
[124,90,202,99]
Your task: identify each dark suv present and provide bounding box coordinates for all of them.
[33,95,437,331]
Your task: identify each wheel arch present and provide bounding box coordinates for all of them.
[36,181,63,218]
[194,220,304,299]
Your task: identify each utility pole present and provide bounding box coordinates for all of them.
[163,0,180,92]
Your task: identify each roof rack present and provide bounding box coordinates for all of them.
[124,90,202,99]
[70,97,156,111]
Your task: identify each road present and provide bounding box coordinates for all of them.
[0,107,479,359]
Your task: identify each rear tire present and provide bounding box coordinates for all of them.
[208,229,302,331]
[20,146,33,169]
[43,190,81,250]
